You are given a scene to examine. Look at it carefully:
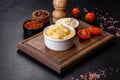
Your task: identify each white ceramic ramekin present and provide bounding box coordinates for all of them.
[43,26,76,51]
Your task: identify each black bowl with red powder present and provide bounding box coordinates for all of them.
[23,19,44,37]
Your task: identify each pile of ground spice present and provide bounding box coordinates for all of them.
[70,67,119,80]
[70,69,105,80]
[83,7,120,37]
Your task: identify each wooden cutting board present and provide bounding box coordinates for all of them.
[17,20,115,73]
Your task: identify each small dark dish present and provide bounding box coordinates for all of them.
[32,10,50,23]
[23,19,44,37]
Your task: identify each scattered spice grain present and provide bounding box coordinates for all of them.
[70,66,120,80]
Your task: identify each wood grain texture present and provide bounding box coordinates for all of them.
[17,20,115,73]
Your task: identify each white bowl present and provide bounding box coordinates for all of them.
[43,25,76,51]
[55,18,79,29]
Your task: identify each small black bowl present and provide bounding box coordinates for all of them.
[23,19,44,37]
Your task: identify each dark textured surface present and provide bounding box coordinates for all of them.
[0,0,120,80]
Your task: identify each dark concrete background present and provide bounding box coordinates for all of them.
[0,0,120,80]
